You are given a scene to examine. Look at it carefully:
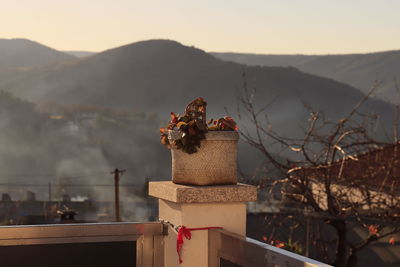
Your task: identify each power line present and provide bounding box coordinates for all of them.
[0,183,139,187]
[0,171,111,180]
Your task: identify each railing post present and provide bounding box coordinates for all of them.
[149,181,257,267]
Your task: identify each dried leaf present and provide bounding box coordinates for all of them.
[160,135,169,145]
[170,112,179,124]
[176,121,187,129]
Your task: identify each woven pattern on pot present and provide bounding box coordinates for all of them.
[172,138,237,185]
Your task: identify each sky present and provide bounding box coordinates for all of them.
[1,0,399,54]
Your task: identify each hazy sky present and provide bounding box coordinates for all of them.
[1,0,399,54]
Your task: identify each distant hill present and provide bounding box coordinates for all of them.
[0,38,76,69]
[1,39,395,138]
[64,51,96,58]
[0,39,397,201]
[212,51,400,104]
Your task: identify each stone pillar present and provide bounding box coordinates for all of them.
[149,181,257,267]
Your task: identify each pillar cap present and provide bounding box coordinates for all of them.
[149,181,257,204]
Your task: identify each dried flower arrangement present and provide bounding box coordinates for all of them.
[160,97,238,154]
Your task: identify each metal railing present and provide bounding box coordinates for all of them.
[0,222,333,267]
[0,222,165,267]
[209,229,332,267]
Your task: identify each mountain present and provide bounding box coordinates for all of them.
[1,40,394,137]
[64,51,96,58]
[0,39,396,205]
[211,51,400,104]
[0,38,76,69]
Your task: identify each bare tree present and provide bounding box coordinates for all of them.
[239,76,400,267]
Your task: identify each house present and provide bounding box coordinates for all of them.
[286,143,400,214]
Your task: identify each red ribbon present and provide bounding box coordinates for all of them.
[176,225,223,264]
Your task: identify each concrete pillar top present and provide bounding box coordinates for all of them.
[149,181,257,204]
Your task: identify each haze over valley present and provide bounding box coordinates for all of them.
[0,38,398,219]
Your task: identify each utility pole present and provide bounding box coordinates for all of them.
[111,168,126,222]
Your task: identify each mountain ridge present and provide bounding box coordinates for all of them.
[212,50,400,103]
[0,39,394,140]
[0,38,76,69]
